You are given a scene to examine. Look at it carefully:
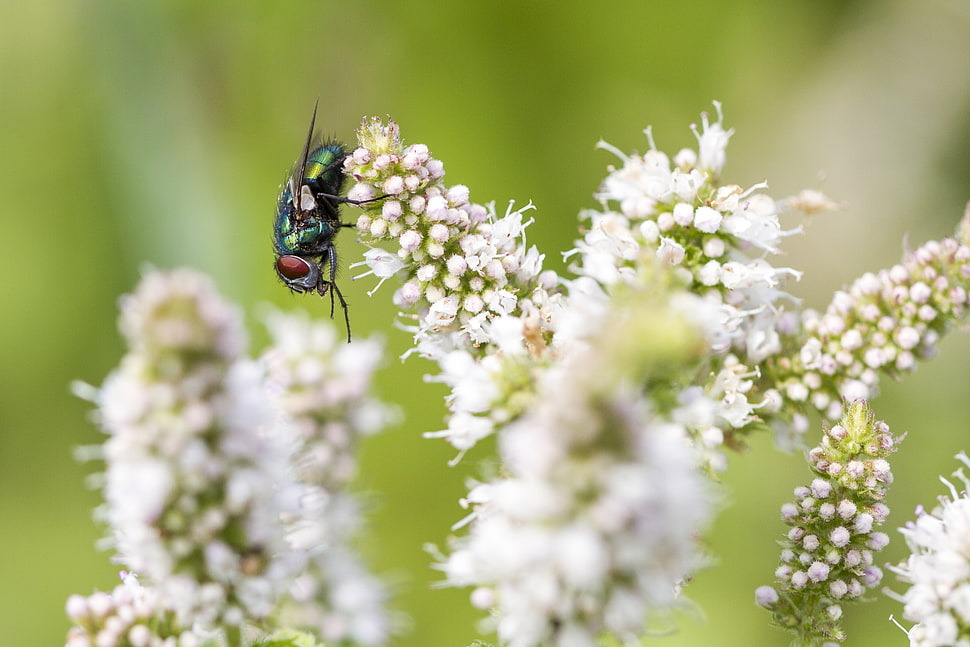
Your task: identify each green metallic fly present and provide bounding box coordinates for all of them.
[273,100,383,342]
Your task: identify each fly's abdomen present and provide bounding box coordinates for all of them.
[274,213,336,255]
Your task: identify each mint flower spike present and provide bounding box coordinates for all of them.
[771,204,970,424]
[889,451,970,647]
[261,309,395,647]
[345,117,551,358]
[757,400,898,646]
[438,281,718,647]
[66,572,206,647]
[81,269,303,636]
[344,106,842,459]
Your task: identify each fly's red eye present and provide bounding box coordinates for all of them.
[276,255,312,280]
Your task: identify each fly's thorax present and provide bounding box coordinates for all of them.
[304,143,347,197]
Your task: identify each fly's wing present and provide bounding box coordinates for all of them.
[291,97,320,222]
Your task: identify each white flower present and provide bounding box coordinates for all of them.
[892,453,970,646]
[95,270,299,630]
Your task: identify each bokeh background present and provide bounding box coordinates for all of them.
[4,1,970,645]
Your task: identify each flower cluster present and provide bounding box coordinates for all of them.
[890,452,970,647]
[756,400,897,645]
[68,270,392,647]
[262,310,395,646]
[346,117,552,355]
[66,573,204,647]
[439,284,715,647]
[345,105,819,462]
[577,105,845,453]
[345,118,568,454]
[768,211,970,423]
[92,269,298,631]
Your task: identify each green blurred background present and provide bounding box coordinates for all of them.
[3,1,970,645]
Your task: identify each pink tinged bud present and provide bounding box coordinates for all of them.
[443,275,461,290]
[807,561,830,582]
[800,497,816,512]
[860,303,881,321]
[791,571,809,588]
[896,350,916,370]
[870,502,890,521]
[409,195,427,214]
[657,212,675,231]
[827,462,844,477]
[129,625,151,646]
[347,182,376,202]
[918,304,937,321]
[846,460,865,480]
[470,587,494,610]
[427,159,445,178]
[798,552,813,566]
[822,313,846,335]
[775,564,793,579]
[846,579,863,597]
[840,380,869,403]
[829,579,849,598]
[429,223,450,243]
[399,280,422,306]
[65,595,89,619]
[824,548,840,564]
[427,242,445,258]
[399,229,423,253]
[838,499,857,519]
[861,566,883,588]
[786,382,808,401]
[485,259,506,280]
[794,486,811,500]
[788,526,806,542]
[867,532,890,550]
[840,329,863,350]
[370,218,388,237]
[88,592,113,617]
[755,586,779,608]
[888,264,909,283]
[351,147,371,165]
[803,534,820,551]
[895,326,921,350]
[416,264,437,282]
[831,290,854,314]
[863,347,886,368]
[828,424,847,441]
[381,199,403,221]
[780,502,799,521]
[872,459,891,479]
[426,195,448,220]
[372,153,394,171]
[383,175,405,195]
[780,549,796,563]
[909,281,933,303]
[844,549,862,567]
[811,478,833,499]
[446,255,468,276]
[826,604,843,621]
[829,526,851,548]
[819,502,836,519]
[853,512,874,534]
[463,295,484,314]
